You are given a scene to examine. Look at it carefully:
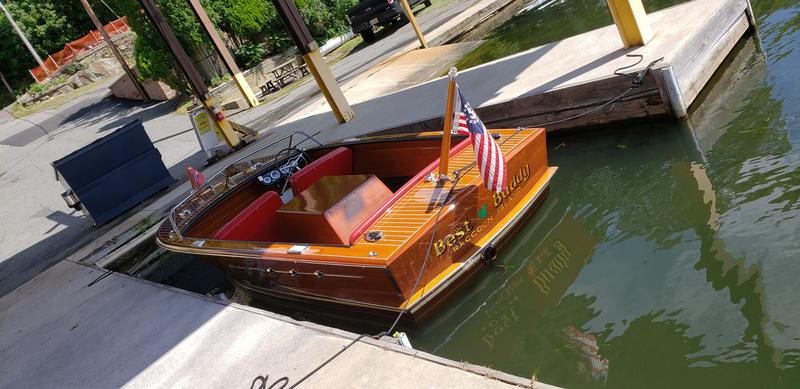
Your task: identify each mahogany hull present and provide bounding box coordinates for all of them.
[156,128,556,321]
[228,186,551,323]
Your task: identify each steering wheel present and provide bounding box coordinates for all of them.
[272,147,309,175]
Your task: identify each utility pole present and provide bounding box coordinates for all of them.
[186,0,259,108]
[0,69,12,95]
[0,0,50,78]
[79,0,150,102]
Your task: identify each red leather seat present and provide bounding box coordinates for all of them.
[213,191,282,241]
[289,147,353,194]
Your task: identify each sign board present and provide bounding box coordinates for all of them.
[190,107,229,158]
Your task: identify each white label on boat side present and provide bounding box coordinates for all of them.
[287,245,309,254]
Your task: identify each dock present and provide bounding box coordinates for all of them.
[244,0,754,139]
[0,260,559,388]
[0,0,758,387]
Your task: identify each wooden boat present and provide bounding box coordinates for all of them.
[156,76,556,322]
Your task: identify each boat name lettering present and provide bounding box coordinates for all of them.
[493,164,530,208]
[434,220,473,256]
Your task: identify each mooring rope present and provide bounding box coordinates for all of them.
[527,55,664,128]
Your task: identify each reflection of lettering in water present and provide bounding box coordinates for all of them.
[473,215,595,352]
[528,240,572,295]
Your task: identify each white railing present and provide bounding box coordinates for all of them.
[167,131,323,240]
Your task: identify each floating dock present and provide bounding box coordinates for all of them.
[256,0,755,139]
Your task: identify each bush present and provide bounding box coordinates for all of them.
[234,42,267,69]
[210,73,230,88]
[25,75,67,96]
[62,62,86,76]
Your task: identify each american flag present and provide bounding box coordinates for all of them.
[453,86,507,193]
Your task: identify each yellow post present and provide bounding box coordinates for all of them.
[303,48,355,123]
[438,67,457,180]
[606,0,653,47]
[203,95,240,148]
[399,0,428,49]
[187,0,259,108]
[231,73,260,108]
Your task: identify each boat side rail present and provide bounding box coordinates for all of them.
[168,131,323,240]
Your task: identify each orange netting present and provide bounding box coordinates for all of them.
[29,17,130,83]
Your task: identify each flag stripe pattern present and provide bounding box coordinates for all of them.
[187,165,205,189]
[455,87,507,193]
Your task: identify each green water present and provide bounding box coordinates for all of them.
[410,1,800,388]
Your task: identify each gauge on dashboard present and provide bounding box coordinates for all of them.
[258,175,273,185]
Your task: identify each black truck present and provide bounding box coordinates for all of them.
[345,0,432,42]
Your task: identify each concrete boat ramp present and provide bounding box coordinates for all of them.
[0,260,557,388]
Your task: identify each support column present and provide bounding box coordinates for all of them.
[80,0,150,102]
[606,0,653,47]
[272,0,354,123]
[138,0,240,147]
[186,0,259,108]
[399,0,428,49]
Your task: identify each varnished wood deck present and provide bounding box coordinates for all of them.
[158,129,535,265]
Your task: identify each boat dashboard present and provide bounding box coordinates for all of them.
[253,148,309,201]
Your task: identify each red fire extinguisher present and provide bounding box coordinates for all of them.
[211,105,225,122]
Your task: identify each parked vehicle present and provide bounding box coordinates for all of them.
[345,0,432,42]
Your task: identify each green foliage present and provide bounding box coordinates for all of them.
[295,0,356,41]
[210,73,230,88]
[0,0,115,93]
[233,42,266,69]
[26,75,67,95]
[215,0,274,38]
[0,0,359,96]
[62,62,86,76]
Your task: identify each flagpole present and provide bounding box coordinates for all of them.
[439,67,457,181]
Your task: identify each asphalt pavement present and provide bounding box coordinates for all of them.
[0,0,485,297]
[235,0,482,130]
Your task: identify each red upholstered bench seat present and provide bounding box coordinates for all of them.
[213,191,282,242]
[290,147,353,194]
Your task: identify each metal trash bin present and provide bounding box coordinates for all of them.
[51,119,173,226]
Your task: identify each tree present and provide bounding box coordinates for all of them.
[0,0,117,93]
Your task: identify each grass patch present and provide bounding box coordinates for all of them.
[326,35,365,65]
[173,94,199,115]
[10,78,111,118]
[416,0,461,18]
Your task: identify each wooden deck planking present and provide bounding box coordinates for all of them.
[353,129,529,260]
